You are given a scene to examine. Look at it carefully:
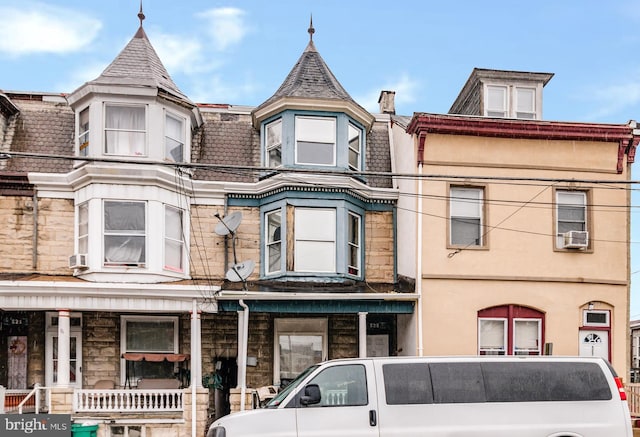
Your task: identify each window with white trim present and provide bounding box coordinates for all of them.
[104,200,146,267]
[165,112,185,162]
[120,316,178,384]
[164,206,184,272]
[104,104,146,156]
[347,212,361,275]
[295,208,336,273]
[583,310,609,327]
[79,107,90,157]
[486,85,507,117]
[515,87,536,119]
[266,210,282,274]
[556,190,587,249]
[266,119,282,168]
[274,318,327,387]
[450,187,484,246]
[295,116,336,166]
[78,202,88,254]
[348,123,361,171]
[478,305,543,356]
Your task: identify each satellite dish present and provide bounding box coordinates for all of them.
[226,260,256,282]
[214,211,243,236]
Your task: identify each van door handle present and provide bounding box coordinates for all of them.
[369,409,377,426]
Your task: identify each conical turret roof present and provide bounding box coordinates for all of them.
[87,24,192,105]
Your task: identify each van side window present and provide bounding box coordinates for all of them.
[430,363,486,403]
[306,364,368,407]
[482,362,612,402]
[383,363,434,404]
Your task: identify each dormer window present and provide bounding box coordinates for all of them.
[165,112,185,162]
[79,107,90,157]
[295,116,336,166]
[485,85,538,120]
[266,119,282,168]
[105,104,146,156]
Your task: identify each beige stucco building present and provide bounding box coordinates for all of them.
[394,69,639,378]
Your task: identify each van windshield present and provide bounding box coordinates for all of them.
[265,364,320,408]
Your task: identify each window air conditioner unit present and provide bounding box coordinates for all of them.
[69,254,88,269]
[562,231,588,249]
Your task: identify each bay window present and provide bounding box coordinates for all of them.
[266,210,282,274]
[79,107,90,156]
[348,123,361,171]
[266,119,282,168]
[164,206,184,272]
[105,104,146,156]
[104,200,146,267]
[78,203,88,254]
[294,208,336,273]
[347,212,361,275]
[165,113,185,162]
[295,116,336,166]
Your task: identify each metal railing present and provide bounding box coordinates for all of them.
[74,388,184,413]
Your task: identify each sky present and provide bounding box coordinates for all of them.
[1,0,640,315]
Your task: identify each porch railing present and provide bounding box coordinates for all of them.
[74,388,184,413]
[0,384,47,414]
[626,383,640,417]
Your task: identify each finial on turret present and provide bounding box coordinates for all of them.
[308,14,315,41]
[138,0,145,26]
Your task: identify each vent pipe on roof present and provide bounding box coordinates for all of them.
[378,90,396,114]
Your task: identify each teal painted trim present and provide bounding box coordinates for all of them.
[228,189,393,211]
[218,299,414,314]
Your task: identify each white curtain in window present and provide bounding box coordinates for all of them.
[104,202,145,264]
[479,319,505,350]
[514,320,539,351]
[105,106,145,155]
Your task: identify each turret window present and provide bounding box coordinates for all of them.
[295,116,336,166]
[79,107,90,157]
[165,113,185,162]
[266,119,283,168]
[105,104,146,156]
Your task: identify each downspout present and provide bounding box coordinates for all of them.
[416,135,425,357]
[238,299,249,410]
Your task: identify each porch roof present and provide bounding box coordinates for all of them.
[217,298,415,314]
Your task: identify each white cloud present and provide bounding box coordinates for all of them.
[150,32,210,75]
[585,79,640,121]
[189,73,259,105]
[355,73,420,113]
[56,61,108,93]
[0,3,101,56]
[197,7,248,51]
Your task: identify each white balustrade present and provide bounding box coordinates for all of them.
[74,388,184,413]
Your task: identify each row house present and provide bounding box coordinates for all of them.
[0,13,415,437]
[393,68,638,379]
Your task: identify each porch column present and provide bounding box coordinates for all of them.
[190,302,202,388]
[358,312,368,358]
[56,309,71,387]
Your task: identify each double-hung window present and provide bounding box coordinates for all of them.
[104,200,146,267]
[78,203,88,254]
[79,107,90,156]
[515,87,536,119]
[295,208,336,272]
[348,123,361,171]
[295,116,336,166]
[478,318,506,355]
[165,113,185,162]
[104,104,146,156]
[164,206,184,272]
[450,187,484,247]
[347,212,361,275]
[266,210,282,274]
[121,316,178,383]
[486,85,507,117]
[556,190,587,248]
[266,119,282,168]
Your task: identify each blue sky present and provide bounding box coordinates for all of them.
[1,0,640,315]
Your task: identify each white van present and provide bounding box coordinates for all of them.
[207,356,632,437]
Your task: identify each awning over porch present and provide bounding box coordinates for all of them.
[217,299,414,314]
[122,353,190,362]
